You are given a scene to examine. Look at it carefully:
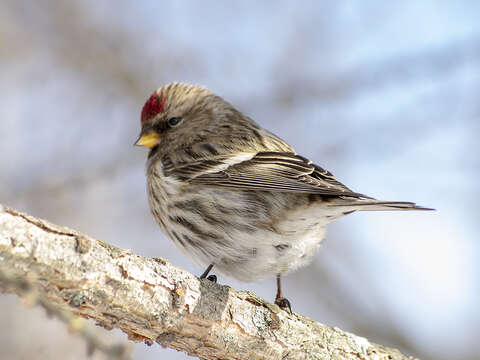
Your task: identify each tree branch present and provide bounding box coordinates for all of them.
[0,204,416,360]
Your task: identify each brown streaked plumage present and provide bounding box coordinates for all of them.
[136,82,433,310]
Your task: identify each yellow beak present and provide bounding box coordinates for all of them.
[135,132,161,148]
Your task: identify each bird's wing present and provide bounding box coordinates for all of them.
[163,151,371,198]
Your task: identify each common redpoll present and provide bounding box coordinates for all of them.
[136,82,432,310]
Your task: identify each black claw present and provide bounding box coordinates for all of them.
[275,297,292,313]
[207,275,217,283]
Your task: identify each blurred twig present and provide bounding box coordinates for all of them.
[272,37,480,105]
[0,268,132,360]
[1,0,195,98]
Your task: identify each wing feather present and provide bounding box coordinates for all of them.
[164,151,371,198]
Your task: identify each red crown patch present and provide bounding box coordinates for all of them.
[141,92,166,123]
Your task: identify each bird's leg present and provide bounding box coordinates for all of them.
[274,274,292,313]
[199,264,217,283]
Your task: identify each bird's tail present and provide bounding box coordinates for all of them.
[331,199,434,212]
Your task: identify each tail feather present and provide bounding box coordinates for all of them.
[331,200,435,211]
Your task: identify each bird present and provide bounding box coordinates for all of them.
[135,82,433,311]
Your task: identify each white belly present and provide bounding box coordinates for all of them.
[146,159,334,282]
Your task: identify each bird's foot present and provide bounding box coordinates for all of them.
[200,264,214,279]
[206,275,217,283]
[200,264,217,282]
[275,297,292,313]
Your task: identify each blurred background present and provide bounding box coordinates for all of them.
[1,1,478,359]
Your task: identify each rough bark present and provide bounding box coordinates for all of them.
[0,204,416,360]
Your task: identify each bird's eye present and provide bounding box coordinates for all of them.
[167,117,181,127]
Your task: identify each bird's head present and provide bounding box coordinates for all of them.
[135,82,287,159]
[135,82,219,151]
